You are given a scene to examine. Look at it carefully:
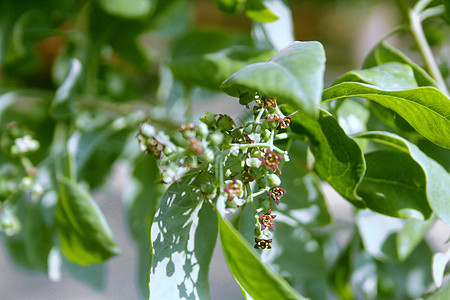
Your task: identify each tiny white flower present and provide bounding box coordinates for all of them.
[230,146,240,157]
[112,117,127,130]
[14,135,39,154]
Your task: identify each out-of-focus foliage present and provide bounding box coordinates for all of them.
[1,0,449,299]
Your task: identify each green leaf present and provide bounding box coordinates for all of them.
[97,0,154,19]
[64,259,106,289]
[329,236,356,300]
[285,107,366,207]
[432,247,450,287]
[149,172,218,300]
[76,127,129,189]
[265,222,327,281]
[322,82,450,149]
[221,41,326,116]
[23,197,54,274]
[358,149,432,219]
[356,131,450,225]
[377,241,433,298]
[170,45,275,90]
[334,62,418,88]
[356,209,434,263]
[356,209,403,261]
[426,278,450,300]
[396,217,434,261]
[218,213,305,300]
[278,142,331,226]
[362,41,438,87]
[1,194,53,273]
[215,0,246,14]
[245,0,279,23]
[50,59,81,120]
[251,0,294,51]
[334,98,370,136]
[123,154,165,299]
[56,177,120,265]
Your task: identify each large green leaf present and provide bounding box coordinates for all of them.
[322,82,450,149]
[362,41,437,87]
[218,214,305,300]
[334,62,418,88]
[356,131,450,225]
[123,153,165,298]
[56,177,120,265]
[149,172,217,300]
[285,106,366,207]
[221,41,326,116]
[97,0,154,19]
[357,149,432,219]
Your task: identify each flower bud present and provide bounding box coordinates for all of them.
[198,123,208,138]
[267,174,281,186]
[246,157,262,169]
[141,123,155,138]
[209,132,223,145]
[21,177,33,188]
[203,148,215,163]
[183,156,198,168]
[12,135,39,155]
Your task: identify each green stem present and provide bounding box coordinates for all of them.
[420,5,445,21]
[409,10,449,96]
[412,0,433,14]
[230,142,287,154]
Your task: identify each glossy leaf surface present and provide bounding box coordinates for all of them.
[357,149,432,219]
[221,41,326,116]
[334,62,418,88]
[285,106,366,207]
[149,172,217,300]
[356,131,450,225]
[123,153,165,298]
[322,82,450,149]
[363,41,437,87]
[218,214,305,299]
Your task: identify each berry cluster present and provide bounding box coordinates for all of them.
[138,95,292,249]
